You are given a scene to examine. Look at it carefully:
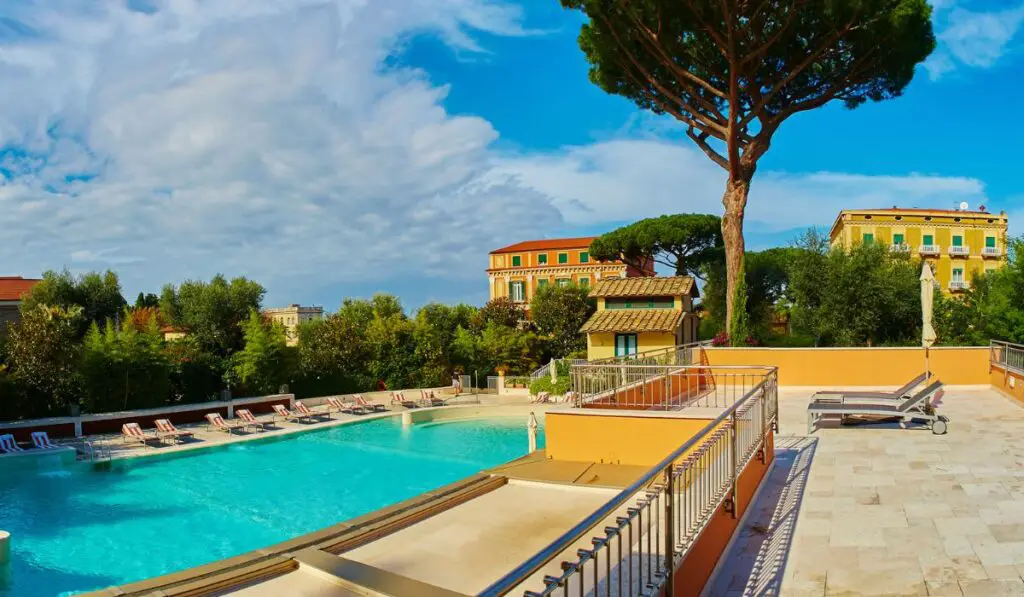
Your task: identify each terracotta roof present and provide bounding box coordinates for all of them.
[841,208,1004,217]
[581,308,683,333]
[589,276,695,298]
[490,237,596,254]
[0,276,41,301]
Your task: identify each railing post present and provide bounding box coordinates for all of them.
[729,408,739,519]
[664,466,675,590]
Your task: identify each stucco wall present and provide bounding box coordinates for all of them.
[545,411,715,466]
[991,364,1024,406]
[587,330,678,361]
[703,346,989,386]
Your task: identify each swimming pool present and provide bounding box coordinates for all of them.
[0,415,544,597]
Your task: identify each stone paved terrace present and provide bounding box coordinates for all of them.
[709,387,1024,597]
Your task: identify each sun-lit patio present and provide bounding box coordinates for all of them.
[709,386,1024,597]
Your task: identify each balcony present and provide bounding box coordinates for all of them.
[949,245,970,257]
[918,244,940,256]
[983,246,1002,258]
[890,243,910,253]
[949,280,969,291]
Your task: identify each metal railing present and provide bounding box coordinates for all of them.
[532,359,589,380]
[991,340,1024,374]
[949,245,970,256]
[919,245,940,255]
[948,280,969,291]
[983,246,1001,257]
[588,341,712,367]
[572,364,770,411]
[890,243,910,253]
[478,368,778,597]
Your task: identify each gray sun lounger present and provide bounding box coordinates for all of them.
[812,372,929,403]
[808,380,948,435]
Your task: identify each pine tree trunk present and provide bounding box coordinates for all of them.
[721,175,752,336]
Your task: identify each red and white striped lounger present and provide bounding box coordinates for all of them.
[391,392,417,409]
[272,404,308,423]
[122,422,157,446]
[354,394,387,413]
[0,433,25,453]
[294,401,328,422]
[234,409,267,432]
[205,413,245,434]
[153,419,195,444]
[325,396,358,415]
[31,431,59,450]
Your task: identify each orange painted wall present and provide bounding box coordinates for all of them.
[703,347,989,385]
[672,432,775,597]
[545,412,715,466]
[991,364,1024,406]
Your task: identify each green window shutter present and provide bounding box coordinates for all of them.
[923,234,933,245]
[952,236,963,247]
[538,279,548,288]
[580,251,589,263]
[986,236,996,248]
[893,233,904,245]
[558,253,568,264]
[511,255,521,267]
[579,277,589,287]
[863,233,874,245]
[538,254,547,265]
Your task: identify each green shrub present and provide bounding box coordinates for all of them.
[529,376,571,396]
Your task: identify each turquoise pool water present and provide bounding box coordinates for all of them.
[0,416,544,597]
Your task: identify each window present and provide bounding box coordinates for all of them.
[580,251,590,263]
[558,252,568,264]
[923,234,934,246]
[605,297,675,309]
[556,278,572,287]
[537,254,548,265]
[614,334,638,357]
[579,277,589,287]
[893,233,904,245]
[952,235,963,247]
[862,233,874,245]
[537,279,549,289]
[986,236,997,248]
[952,268,964,282]
[509,281,525,302]
[511,255,521,267]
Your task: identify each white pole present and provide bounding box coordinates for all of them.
[0,529,10,567]
[527,412,538,453]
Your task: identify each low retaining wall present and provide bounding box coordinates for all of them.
[991,363,1024,405]
[704,346,989,386]
[300,386,457,409]
[0,394,294,441]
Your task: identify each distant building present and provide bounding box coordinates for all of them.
[487,237,654,310]
[0,276,41,331]
[264,304,324,346]
[581,276,699,361]
[830,207,1009,293]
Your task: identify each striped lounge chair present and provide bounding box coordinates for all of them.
[354,394,386,413]
[154,419,195,444]
[31,431,59,450]
[206,413,245,434]
[235,409,267,432]
[0,433,24,454]
[122,422,157,447]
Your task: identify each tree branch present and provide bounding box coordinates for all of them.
[740,3,801,66]
[687,126,730,170]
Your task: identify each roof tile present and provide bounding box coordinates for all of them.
[490,237,595,254]
[0,277,41,302]
[581,308,683,333]
[589,276,695,298]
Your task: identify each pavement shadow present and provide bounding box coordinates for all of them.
[705,435,818,597]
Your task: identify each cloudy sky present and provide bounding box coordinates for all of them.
[1,0,1022,309]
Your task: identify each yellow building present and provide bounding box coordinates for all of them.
[829,207,1009,293]
[487,237,654,309]
[263,304,324,346]
[582,276,699,360]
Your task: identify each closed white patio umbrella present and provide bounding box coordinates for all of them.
[921,262,937,377]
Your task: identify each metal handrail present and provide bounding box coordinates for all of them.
[478,367,778,596]
[587,341,712,366]
[991,340,1024,375]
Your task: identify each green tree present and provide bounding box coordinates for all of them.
[703,247,793,340]
[230,311,287,395]
[160,274,265,356]
[5,304,84,416]
[412,303,477,386]
[788,231,920,346]
[166,338,224,403]
[530,284,596,357]
[471,297,524,330]
[561,0,935,333]
[936,238,1024,345]
[589,214,722,278]
[21,269,127,335]
[296,314,372,394]
[452,322,541,377]
[135,292,160,308]
[79,316,171,413]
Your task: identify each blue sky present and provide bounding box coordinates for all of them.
[0,0,1022,311]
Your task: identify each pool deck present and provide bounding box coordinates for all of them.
[708,386,1024,597]
[42,394,539,463]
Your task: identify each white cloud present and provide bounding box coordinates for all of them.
[927,4,1024,80]
[494,138,990,234]
[0,0,998,306]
